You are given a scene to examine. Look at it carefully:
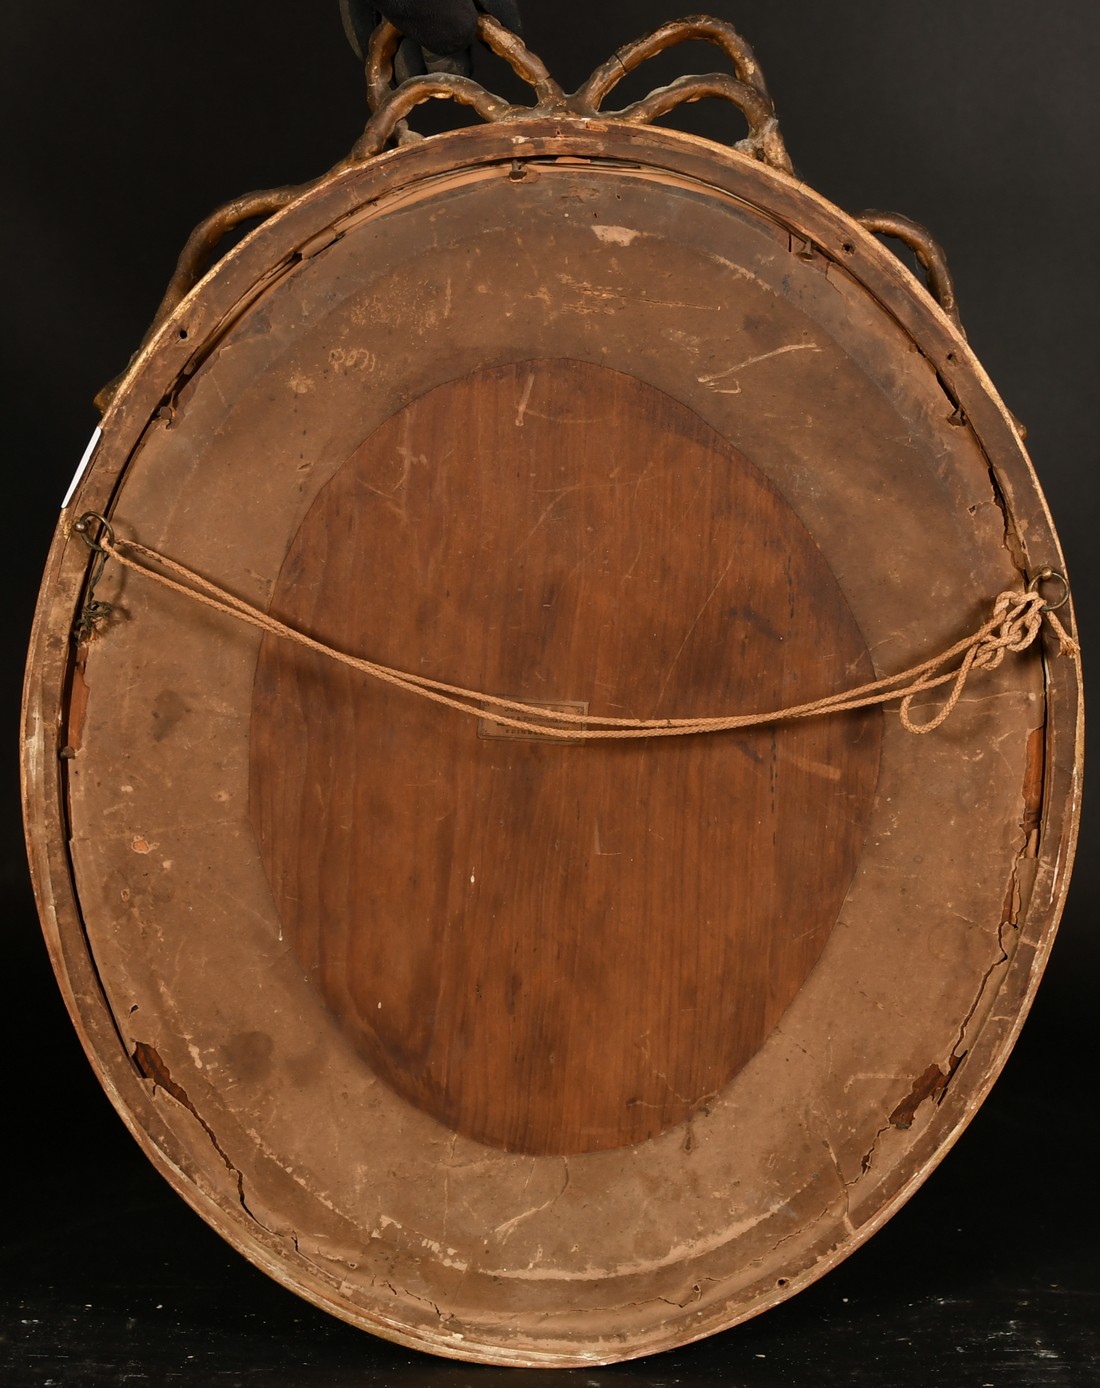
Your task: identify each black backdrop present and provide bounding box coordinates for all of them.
[2,3,1097,1384]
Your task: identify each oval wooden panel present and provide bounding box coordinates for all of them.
[23,121,1080,1367]
[249,358,881,1155]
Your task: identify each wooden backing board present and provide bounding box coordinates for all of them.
[250,358,882,1157]
[22,121,1081,1367]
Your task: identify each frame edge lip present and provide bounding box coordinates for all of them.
[20,117,1085,1368]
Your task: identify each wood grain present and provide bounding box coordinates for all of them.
[250,359,881,1154]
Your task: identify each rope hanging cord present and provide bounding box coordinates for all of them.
[81,521,1077,740]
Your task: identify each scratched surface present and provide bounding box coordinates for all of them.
[2,974,1095,1386]
[27,127,1077,1366]
[250,358,881,1156]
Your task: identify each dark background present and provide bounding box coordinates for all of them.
[2,2,1097,1384]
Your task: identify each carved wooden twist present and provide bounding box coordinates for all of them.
[96,14,964,407]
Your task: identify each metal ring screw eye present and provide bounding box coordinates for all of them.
[1027,568,1070,613]
[71,512,118,643]
[73,511,115,553]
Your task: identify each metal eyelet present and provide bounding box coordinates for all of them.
[73,511,115,553]
[1027,568,1070,612]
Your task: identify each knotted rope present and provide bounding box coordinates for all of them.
[79,520,1076,740]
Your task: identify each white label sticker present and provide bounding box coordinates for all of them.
[62,426,102,510]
